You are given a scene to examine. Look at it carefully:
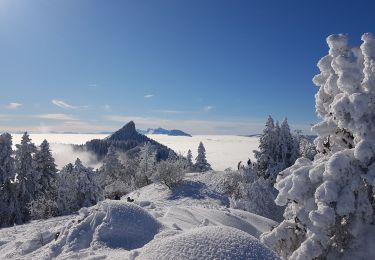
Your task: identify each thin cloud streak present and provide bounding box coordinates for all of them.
[5,103,22,110]
[52,99,88,109]
[144,94,154,99]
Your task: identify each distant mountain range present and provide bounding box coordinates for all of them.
[78,121,175,160]
[137,128,192,137]
[39,127,191,137]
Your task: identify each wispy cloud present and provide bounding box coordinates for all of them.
[203,105,214,112]
[52,99,88,110]
[35,113,79,121]
[144,94,154,99]
[5,102,22,110]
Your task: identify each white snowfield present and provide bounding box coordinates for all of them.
[0,171,278,260]
[10,134,259,171]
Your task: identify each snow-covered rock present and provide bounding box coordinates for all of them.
[55,201,161,252]
[136,226,279,260]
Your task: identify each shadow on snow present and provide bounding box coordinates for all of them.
[167,181,229,207]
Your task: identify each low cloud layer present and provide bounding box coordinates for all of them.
[35,113,78,121]
[0,113,315,135]
[104,115,313,135]
[50,143,101,169]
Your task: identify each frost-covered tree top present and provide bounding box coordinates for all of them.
[15,132,36,178]
[187,149,193,165]
[34,139,57,197]
[34,140,57,179]
[254,116,299,182]
[261,33,375,260]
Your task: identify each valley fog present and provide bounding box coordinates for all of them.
[11,134,259,171]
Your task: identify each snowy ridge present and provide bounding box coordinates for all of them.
[0,171,278,259]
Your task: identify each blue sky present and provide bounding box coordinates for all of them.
[0,0,373,134]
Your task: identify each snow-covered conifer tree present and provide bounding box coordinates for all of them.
[186,149,193,170]
[254,117,300,183]
[29,139,59,219]
[33,140,57,197]
[0,133,15,183]
[194,142,212,172]
[280,118,299,169]
[254,116,277,178]
[261,33,375,260]
[298,136,317,161]
[56,163,78,214]
[0,133,21,227]
[15,132,37,222]
[57,159,103,215]
[73,158,103,208]
[100,145,129,199]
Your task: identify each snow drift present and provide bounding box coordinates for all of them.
[35,201,162,259]
[57,201,161,250]
[137,226,278,260]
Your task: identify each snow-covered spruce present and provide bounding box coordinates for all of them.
[230,116,300,221]
[186,149,193,170]
[56,159,103,215]
[15,132,37,222]
[261,33,375,260]
[29,140,59,220]
[99,145,131,199]
[254,116,300,183]
[194,142,212,172]
[0,133,21,227]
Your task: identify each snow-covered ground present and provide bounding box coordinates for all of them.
[11,134,259,171]
[0,171,278,259]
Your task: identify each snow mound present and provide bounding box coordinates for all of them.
[92,201,162,250]
[48,200,162,258]
[136,226,279,260]
[161,206,276,238]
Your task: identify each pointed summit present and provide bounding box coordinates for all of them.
[109,121,139,141]
[84,121,175,161]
